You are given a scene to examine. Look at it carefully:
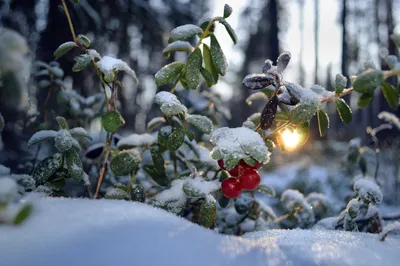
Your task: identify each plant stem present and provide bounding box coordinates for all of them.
[94,133,112,199]
[264,121,290,141]
[61,0,77,43]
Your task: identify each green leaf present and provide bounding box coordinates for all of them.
[200,67,215,87]
[51,67,64,78]
[162,41,193,58]
[131,184,145,202]
[219,18,237,44]
[185,129,195,142]
[33,153,63,184]
[297,122,310,147]
[381,82,399,109]
[102,111,125,133]
[357,93,373,108]
[150,147,165,175]
[142,165,169,186]
[110,151,140,176]
[353,70,384,94]
[203,44,218,84]
[223,4,233,18]
[217,190,230,208]
[56,116,68,129]
[335,98,352,124]
[168,24,203,43]
[167,127,185,151]
[65,149,84,181]
[0,112,4,132]
[210,35,228,76]
[186,48,202,90]
[38,80,51,89]
[72,54,91,72]
[275,112,289,121]
[186,114,213,134]
[290,102,318,124]
[158,126,172,148]
[13,203,33,225]
[69,127,92,140]
[27,130,57,148]
[199,196,217,228]
[154,62,185,87]
[77,34,90,47]
[72,0,80,3]
[257,184,276,197]
[317,109,330,137]
[53,41,78,60]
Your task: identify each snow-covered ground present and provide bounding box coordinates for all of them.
[1,198,400,266]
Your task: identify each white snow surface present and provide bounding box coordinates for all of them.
[117,133,157,148]
[1,198,400,266]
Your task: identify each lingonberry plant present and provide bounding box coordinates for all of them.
[1,1,400,236]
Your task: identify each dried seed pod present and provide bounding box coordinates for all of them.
[276,52,291,74]
[242,73,277,91]
[260,95,279,130]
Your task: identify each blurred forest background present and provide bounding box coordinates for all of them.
[0,0,399,168]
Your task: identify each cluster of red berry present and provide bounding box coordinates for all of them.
[218,159,262,199]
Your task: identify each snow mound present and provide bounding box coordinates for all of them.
[1,198,400,266]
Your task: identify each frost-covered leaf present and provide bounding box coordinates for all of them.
[223,4,233,18]
[154,179,185,214]
[147,117,166,131]
[357,93,373,108]
[158,126,172,148]
[219,18,237,44]
[210,127,270,170]
[290,102,318,124]
[27,130,57,148]
[12,203,33,225]
[69,127,92,140]
[242,73,276,91]
[0,177,18,204]
[131,184,145,202]
[317,109,329,137]
[56,116,68,130]
[381,82,399,109]
[33,154,62,184]
[199,195,216,228]
[276,52,291,74]
[167,127,185,151]
[242,120,256,130]
[65,149,84,181]
[154,91,187,116]
[353,70,384,94]
[96,56,138,83]
[117,133,157,150]
[38,80,51,89]
[77,34,90,47]
[234,194,253,214]
[210,35,227,76]
[51,66,64,78]
[105,187,130,200]
[0,112,4,132]
[200,67,215,87]
[186,114,213,134]
[72,54,91,72]
[245,92,269,105]
[155,62,185,87]
[186,48,202,90]
[335,73,347,94]
[142,165,169,186]
[53,41,78,60]
[335,98,352,124]
[353,179,382,205]
[182,177,219,198]
[168,24,203,43]
[257,184,276,197]
[162,41,193,58]
[55,130,73,152]
[150,147,165,175]
[102,111,125,133]
[203,44,218,85]
[260,95,279,130]
[110,150,140,176]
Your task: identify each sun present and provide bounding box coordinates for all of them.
[281,129,300,151]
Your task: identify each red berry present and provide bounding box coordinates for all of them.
[217,159,225,170]
[251,161,263,169]
[239,169,261,191]
[239,160,263,169]
[228,165,239,176]
[221,177,242,198]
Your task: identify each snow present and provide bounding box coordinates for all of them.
[1,198,400,266]
[353,179,383,204]
[335,73,347,89]
[87,49,100,60]
[0,164,11,175]
[186,114,213,134]
[210,127,270,169]
[169,24,203,42]
[245,91,269,105]
[378,111,400,130]
[96,56,138,82]
[117,133,157,149]
[147,117,166,129]
[69,127,89,138]
[27,130,57,147]
[380,221,400,241]
[183,176,220,197]
[154,179,186,214]
[0,177,18,203]
[154,91,187,116]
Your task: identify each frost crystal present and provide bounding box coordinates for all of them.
[378,111,400,130]
[27,130,57,147]
[117,133,157,149]
[154,91,187,116]
[96,56,138,83]
[210,127,270,169]
[186,114,213,134]
[353,179,382,204]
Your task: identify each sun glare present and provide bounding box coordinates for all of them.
[281,129,300,150]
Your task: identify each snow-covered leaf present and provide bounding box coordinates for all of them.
[186,114,213,134]
[210,35,227,76]
[182,177,219,198]
[353,179,382,204]
[199,195,216,228]
[53,41,78,60]
[65,149,84,182]
[154,62,185,87]
[147,117,166,131]
[102,111,125,133]
[290,102,318,124]
[276,52,291,74]
[353,70,384,94]
[117,133,157,150]
[33,153,63,184]
[27,130,57,148]
[223,4,233,18]
[96,56,138,83]
[72,54,91,72]
[162,41,193,58]
[242,73,276,91]
[56,116,68,129]
[77,34,90,48]
[105,187,130,200]
[154,179,186,214]
[378,111,400,130]
[168,24,203,43]
[154,91,187,116]
[335,73,347,94]
[167,127,185,151]
[186,48,202,90]
[55,130,74,152]
[245,92,269,105]
[210,127,270,170]
[69,127,92,140]
[110,150,140,176]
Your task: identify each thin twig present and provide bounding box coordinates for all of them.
[94,133,112,199]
